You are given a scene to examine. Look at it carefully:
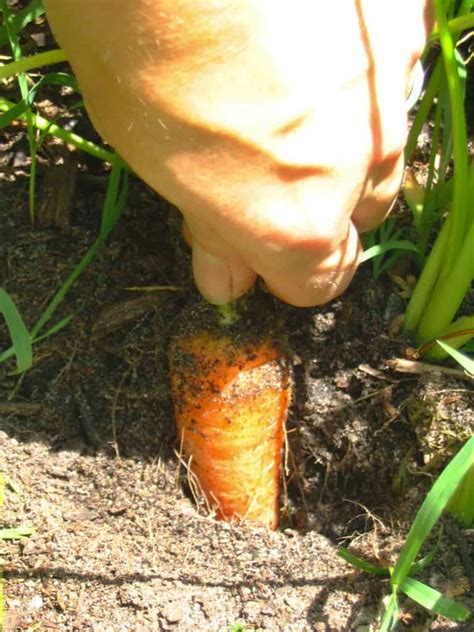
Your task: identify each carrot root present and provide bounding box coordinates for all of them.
[169,315,291,530]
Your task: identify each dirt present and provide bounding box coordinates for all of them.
[1,13,474,631]
[0,154,473,630]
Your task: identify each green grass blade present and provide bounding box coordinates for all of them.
[410,526,443,575]
[0,526,34,540]
[438,49,467,183]
[405,60,443,165]
[0,0,44,46]
[437,75,454,184]
[0,49,67,81]
[430,13,474,41]
[0,99,30,128]
[0,314,75,365]
[379,593,399,632]
[417,87,444,255]
[391,437,474,588]
[448,464,474,527]
[337,548,390,576]
[26,72,80,106]
[360,241,418,264]
[404,215,450,334]
[0,97,115,163]
[400,576,470,621]
[432,175,454,211]
[435,340,474,374]
[416,218,474,343]
[31,313,75,345]
[99,157,128,238]
[433,0,470,274]
[0,0,39,223]
[0,155,126,363]
[0,73,78,130]
[30,155,126,339]
[0,287,33,373]
[403,171,425,231]
[29,238,104,340]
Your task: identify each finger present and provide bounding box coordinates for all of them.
[182,218,192,246]
[261,221,362,307]
[191,238,257,305]
[351,151,405,233]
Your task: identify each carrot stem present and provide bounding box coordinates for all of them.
[216,302,240,326]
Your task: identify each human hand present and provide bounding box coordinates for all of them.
[44,0,434,306]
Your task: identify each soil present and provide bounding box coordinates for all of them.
[1,11,474,632]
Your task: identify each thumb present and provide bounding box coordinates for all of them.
[191,239,257,305]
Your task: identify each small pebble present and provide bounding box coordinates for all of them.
[30,595,44,609]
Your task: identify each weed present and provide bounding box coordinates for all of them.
[0,0,127,371]
[0,288,32,373]
[361,217,418,281]
[229,623,249,632]
[403,0,474,359]
[363,1,474,365]
[339,436,473,629]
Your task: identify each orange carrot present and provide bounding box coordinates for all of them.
[169,303,291,529]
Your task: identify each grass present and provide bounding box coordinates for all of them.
[0,288,32,373]
[229,623,249,632]
[402,0,474,359]
[0,156,128,369]
[0,0,126,373]
[363,1,474,366]
[339,437,473,629]
[360,217,418,281]
[0,0,49,222]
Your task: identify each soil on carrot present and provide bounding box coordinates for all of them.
[1,25,474,632]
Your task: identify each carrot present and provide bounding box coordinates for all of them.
[169,302,291,529]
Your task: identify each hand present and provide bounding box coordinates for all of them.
[44,0,434,306]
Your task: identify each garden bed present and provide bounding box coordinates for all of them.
[1,3,474,626]
[1,157,473,629]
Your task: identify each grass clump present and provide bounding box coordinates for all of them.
[403,0,474,360]
[0,0,127,372]
[363,1,474,367]
[339,437,473,629]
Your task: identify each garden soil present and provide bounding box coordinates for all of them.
[1,36,474,632]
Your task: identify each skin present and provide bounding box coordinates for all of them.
[44,0,434,306]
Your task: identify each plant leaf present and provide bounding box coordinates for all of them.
[338,548,390,576]
[0,99,30,128]
[0,287,33,373]
[0,0,44,46]
[410,526,443,575]
[424,314,474,360]
[360,241,418,264]
[0,526,34,540]
[391,437,474,588]
[379,593,399,632]
[448,462,474,527]
[99,156,128,238]
[436,339,474,374]
[400,576,470,621]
